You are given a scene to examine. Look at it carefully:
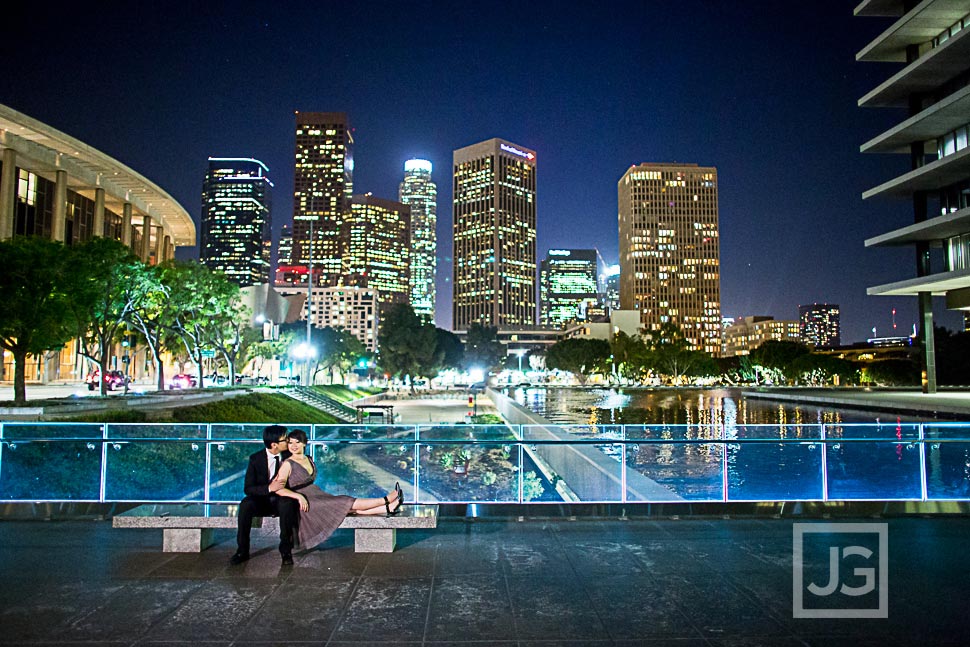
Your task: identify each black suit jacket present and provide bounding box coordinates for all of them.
[243,449,292,498]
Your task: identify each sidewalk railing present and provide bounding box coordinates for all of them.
[1,422,969,504]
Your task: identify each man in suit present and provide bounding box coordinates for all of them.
[230,425,299,566]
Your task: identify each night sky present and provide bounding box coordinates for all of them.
[1,1,962,341]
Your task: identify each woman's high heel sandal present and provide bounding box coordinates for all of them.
[387,482,403,516]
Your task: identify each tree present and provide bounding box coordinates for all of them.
[463,322,503,372]
[610,331,650,383]
[66,238,143,396]
[433,328,464,374]
[545,337,612,385]
[125,263,172,391]
[162,261,242,388]
[790,353,857,386]
[378,303,438,391]
[749,339,812,384]
[0,237,76,403]
[646,322,711,384]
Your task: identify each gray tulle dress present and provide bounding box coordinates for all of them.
[287,458,355,549]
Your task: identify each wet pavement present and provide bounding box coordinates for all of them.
[0,514,968,645]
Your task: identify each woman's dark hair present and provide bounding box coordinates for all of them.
[262,425,287,448]
[287,429,308,445]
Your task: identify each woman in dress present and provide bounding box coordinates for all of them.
[271,430,403,549]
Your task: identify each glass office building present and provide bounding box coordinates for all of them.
[398,159,437,321]
[453,138,537,330]
[618,163,721,355]
[200,158,272,287]
[540,249,600,327]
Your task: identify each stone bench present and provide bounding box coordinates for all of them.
[112,503,438,553]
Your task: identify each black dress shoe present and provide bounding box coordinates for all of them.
[281,553,294,566]
[229,552,249,565]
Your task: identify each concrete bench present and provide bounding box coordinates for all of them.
[112,503,438,553]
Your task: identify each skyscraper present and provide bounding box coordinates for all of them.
[277,224,293,267]
[345,194,411,308]
[453,138,537,330]
[398,159,437,321]
[799,303,841,348]
[200,157,272,287]
[618,163,721,354]
[540,249,600,327]
[858,2,970,393]
[292,111,353,286]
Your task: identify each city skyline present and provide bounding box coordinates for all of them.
[2,1,965,341]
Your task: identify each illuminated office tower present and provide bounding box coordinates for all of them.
[453,138,537,330]
[278,224,293,267]
[601,264,621,313]
[291,111,353,286]
[618,163,721,354]
[398,159,437,320]
[344,194,411,308]
[200,157,272,287]
[540,249,600,327]
[799,303,841,348]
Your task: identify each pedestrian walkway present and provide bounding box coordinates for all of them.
[380,394,499,424]
[1,515,967,644]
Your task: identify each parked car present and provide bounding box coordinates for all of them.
[167,373,198,390]
[85,369,130,391]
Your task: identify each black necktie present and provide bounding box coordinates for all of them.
[273,455,281,479]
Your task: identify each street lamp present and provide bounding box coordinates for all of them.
[512,348,528,375]
[291,342,317,385]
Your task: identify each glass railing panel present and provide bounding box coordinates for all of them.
[417,441,524,503]
[104,440,206,501]
[1,422,104,440]
[730,424,822,440]
[106,423,206,439]
[825,440,922,499]
[309,440,407,500]
[207,439,261,502]
[210,424,305,441]
[0,439,102,500]
[312,424,417,441]
[924,440,970,499]
[924,423,970,441]
[827,422,921,441]
[518,440,622,502]
[625,440,722,502]
[418,424,517,442]
[727,441,823,501]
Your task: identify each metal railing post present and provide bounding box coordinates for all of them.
[100,423,109,503]
[204,423,212,503]
[919,423,928,501]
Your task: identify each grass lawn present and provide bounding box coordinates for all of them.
[58,392,342,424]
[311,384,384,403]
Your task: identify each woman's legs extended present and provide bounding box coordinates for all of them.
[350,488,400,516]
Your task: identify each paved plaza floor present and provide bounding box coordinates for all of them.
[0,514,967,645]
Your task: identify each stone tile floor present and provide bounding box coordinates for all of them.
[0,516,967,645]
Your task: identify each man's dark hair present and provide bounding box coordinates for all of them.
[262,425,288,448]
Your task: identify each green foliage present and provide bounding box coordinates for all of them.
[546,337,612,384]
[645,322,713,383]
[749,340,812,383]
[522,470,545,502]
[378,303,441,387]
[434,328,464,373]
[863,358,920,386]
[0,237,77,402]
[790,353,858,385]
[463,322,503,371]
[169,393,341,423]
[312,384,384,402]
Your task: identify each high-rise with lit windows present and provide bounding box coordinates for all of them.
[540,249,600,327]
[291,111,353,286]
[200,157,272,287]
[345,194,411,308]
[453,138,537,330]
[799,303,840,348]
[618,163,720,354]
[398,159,437,321]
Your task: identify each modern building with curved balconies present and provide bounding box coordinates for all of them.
[0,103,195,383]
[859,0,970,392]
